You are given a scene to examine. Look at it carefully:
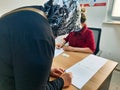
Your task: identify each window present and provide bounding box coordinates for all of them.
[105,0,120,22]
[112,0,120,17]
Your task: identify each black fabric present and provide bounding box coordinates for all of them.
[0,7,64,90]
[46,78,64,90]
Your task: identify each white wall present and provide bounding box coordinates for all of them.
[101,24,120,62]
[0,0,48,16]
[86,7,107,27]
[86,5,120,64]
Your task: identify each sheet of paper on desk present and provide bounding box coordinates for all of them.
[66,54,107,89]
[54,48,64,57]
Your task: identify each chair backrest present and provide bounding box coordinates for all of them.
[88,27,102,55]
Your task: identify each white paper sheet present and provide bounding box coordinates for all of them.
[54,48,64,57]
[66,54,107,89]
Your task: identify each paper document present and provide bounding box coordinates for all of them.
[54,48,64,57]
[66,54,107,89]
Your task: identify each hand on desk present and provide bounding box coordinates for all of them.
[60,72,72,87]
[56,40,66,49]
[56,43,73,51]
[50,67,72,87]
[56,44,63,49]
[63,46,74,51]
[50,67,65,77]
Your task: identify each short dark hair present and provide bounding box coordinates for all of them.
[80,13,86,23]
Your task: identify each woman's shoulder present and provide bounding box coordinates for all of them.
[86,28,94,33]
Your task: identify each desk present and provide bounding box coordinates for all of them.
[52,51,118,90]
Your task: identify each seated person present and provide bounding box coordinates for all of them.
[56,10,96,54]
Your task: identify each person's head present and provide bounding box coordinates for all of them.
[74,7,87,32]
[80,8,86,27]
[80,13,86,24]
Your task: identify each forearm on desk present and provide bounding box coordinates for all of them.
[64,46,93,54]
[73,47,93,53]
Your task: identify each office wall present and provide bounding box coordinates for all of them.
[0,0,48,16]
[86,5,120,63]
[101,24,120,63]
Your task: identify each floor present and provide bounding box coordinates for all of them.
[109,69,120,90]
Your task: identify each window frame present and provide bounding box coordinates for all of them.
[107,0,120,21]
[111,0,120,20]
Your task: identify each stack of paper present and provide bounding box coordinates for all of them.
[66,54,107,89]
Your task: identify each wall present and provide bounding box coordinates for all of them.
[86,5,120,64]
[0,0,48,16]
[86,7,107,27]
[101,24,120,63]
